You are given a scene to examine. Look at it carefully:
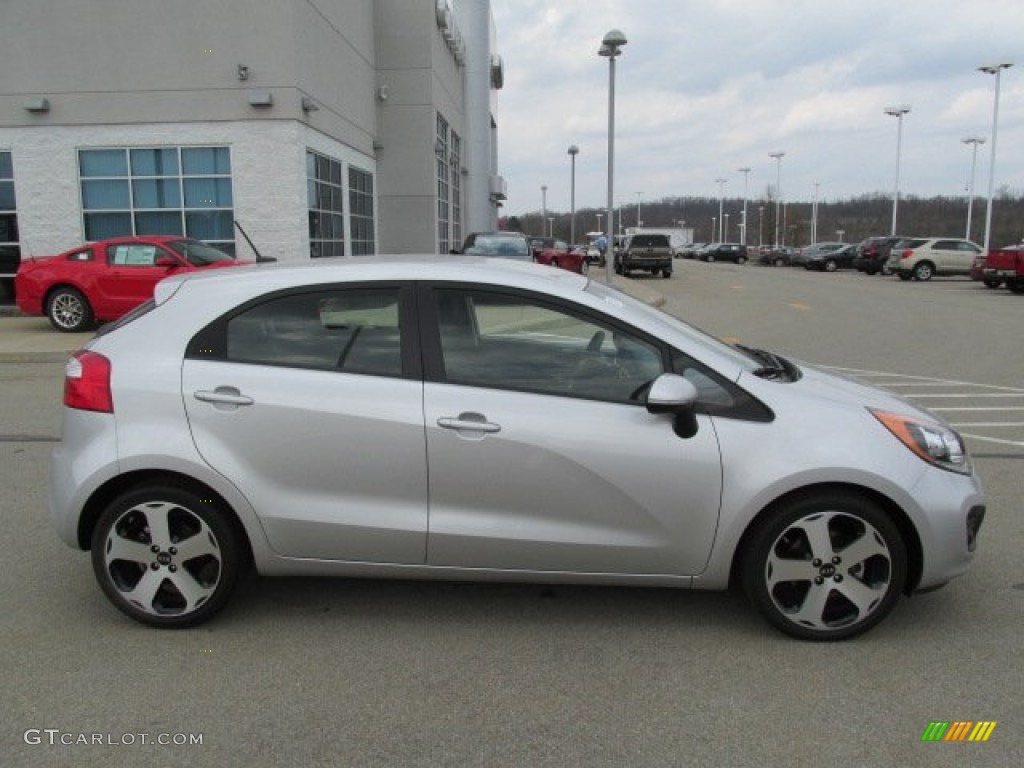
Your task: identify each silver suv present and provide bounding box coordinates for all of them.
[50,257,984,639]
[886,237,982,281]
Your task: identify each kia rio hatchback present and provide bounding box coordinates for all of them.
[51,257,985,640]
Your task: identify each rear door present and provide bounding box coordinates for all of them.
[182,283,429,563]
[420,284,723,576]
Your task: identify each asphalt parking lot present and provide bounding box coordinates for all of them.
[2,261,1022,767]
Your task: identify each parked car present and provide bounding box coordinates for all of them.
[982,243,1024,293]
[14,236,244,332]
[804,243,858,272]
[51,257,984,640]
[615,233,673,277]
[759,246,799,267]
[527,236,589,275]
[456,231,534,262]
[792,242,846,268]
[853,236,901,275]
[886,237,983,281]
[700,243,748,264]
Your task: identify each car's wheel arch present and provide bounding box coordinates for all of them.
[727,482,923,596]
[76,469,253,567]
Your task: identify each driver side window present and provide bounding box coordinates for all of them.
[435,288,664,403]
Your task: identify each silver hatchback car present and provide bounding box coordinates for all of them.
[51,257,985,640]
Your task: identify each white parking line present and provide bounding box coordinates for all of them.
[826,366,1024,451]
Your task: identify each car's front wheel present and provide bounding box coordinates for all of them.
[742,492,907,641]
[46,286,94,332]
[912,261,935,281]
[91,484,246,628]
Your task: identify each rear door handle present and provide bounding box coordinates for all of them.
[194,387,254,407]
[437,412,501,434]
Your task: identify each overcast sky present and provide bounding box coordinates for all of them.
[491,0,1024,217]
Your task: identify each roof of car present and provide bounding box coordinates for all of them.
[155,254,588,307]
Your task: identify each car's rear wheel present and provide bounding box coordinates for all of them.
[742,492,907,641]
[982,277,1002,289]
[706,254,716,263]
[46,287,94,332]
[912,261,934,281]
[824,259,838,272]
[736,255,747,265]
[662,268,671,278]
[91,485,245,628]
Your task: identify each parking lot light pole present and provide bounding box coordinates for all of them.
[884,105,910,236]
[737,167,751,245]
[599,29,627,282]
[541,185,548,236]
[715,178,726,241]
[769,152,785,247]
[979,63,1012,255]
[568,145,579,244]
[961,136,985,241]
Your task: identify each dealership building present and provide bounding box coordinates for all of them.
[0,0,507,301]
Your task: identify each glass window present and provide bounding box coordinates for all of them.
[349,166,375,256]
[78,147,234,251]
[436,113,450,254]
[226,289,402,376]
[307,150,345,258]
[435,289,665,403]
[109,243,159,267]
[0,152,19,291]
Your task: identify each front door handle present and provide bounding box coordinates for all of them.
[437,412,501,434]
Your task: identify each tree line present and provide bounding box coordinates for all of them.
[506,190,1024,248]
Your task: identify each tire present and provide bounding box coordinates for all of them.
[91,484,246,628]
[881,263,894,276]
[579,259,589,276]
[705,254,716,263]
[662,269,671,278]
[774,257,786,267]
[1008,280,1024,295]
[982,277,1001,289]
[46,286,94,333]
[897,273,912,281]
[824,259,837,272]
[736,255,747,265]
[742,491,907,641]
[864,267,878,276]
[912,261,934,281]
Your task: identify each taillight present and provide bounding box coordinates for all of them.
[64,351,113,413]
[900,249,913,260]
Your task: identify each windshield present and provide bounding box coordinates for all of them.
[464,235,531,260]
[168,239,235,266]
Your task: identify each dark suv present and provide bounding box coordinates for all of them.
[854,236,900,275]
[615,234,673,278]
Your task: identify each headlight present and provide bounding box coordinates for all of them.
[869,409,971,474]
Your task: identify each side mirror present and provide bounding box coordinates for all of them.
[645,373,700,438]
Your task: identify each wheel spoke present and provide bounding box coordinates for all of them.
[140,503,173,549]
[174,529,220,562]
[105,534,153,565]
[794,513,836,560]
[789,583,831,628]
[837,531,889,567]
[167,569,216,611]
[834,576,885,615]
[123,568,165,608]
[767,557,817,586]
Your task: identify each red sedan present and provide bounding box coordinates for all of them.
[15,236,245,332]
[528,237,589,275]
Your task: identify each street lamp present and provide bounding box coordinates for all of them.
[737,167,751,245]
[541,184,548,236]
[568,145,579,244]
[758,206,764,248]
[724,213,730,241]
[635,191,643,228]
[979,62,1013,254]
[769,152,785,247]
[596,212,603,233]
[599,28,627,281]
[715,178,727,241]
[961,136,985,241]
[884,105,911,236]
[811,182,820,244]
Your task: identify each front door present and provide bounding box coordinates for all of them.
[421,285,723,576]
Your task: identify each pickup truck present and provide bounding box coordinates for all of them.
[982,244,1024,294]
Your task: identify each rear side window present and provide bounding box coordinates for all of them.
[188,288,405,377]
